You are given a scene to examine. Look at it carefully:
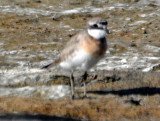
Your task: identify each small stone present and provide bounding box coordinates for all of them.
[152,64,160,71]
[143,30,147,34]
[130,43,137,47]
[36,0,41,3]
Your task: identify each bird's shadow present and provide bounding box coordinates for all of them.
[0,113,81,121]
[87,87,160,96]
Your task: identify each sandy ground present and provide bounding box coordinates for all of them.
[0,71,160,121]
[0,0,160,120]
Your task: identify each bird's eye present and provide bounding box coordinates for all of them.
[101,22,108,25]
[93,24,98,28]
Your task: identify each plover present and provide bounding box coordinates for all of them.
[42,17,110,99]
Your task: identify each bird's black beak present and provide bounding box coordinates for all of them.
[106,28,111,34]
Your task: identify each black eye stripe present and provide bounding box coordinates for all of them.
[100,22,108,25]
[89,21,108,29]
[93,24,98,27]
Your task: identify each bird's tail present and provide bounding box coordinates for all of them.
[41,58,60,69]
[41,62,56,69]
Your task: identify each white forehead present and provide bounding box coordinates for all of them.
[87,17,107,25]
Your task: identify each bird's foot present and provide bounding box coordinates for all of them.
[71,95,75,100]
[82,95,88,99]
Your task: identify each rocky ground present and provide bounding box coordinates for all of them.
[0,71,160,121]
[0,0,160,120]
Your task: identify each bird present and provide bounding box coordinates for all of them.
[42,17,110,99]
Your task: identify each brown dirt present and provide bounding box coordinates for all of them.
[0,0,160,120]
[0,93,160,121]
[0,71,160,121]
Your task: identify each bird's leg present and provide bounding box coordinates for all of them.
[70,72,75,100]
[82,71,88,98]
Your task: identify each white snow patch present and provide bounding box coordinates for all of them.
[143,45,160,53]
[139,14,147,17]
[129,20,148,26]
[0,85,70,99]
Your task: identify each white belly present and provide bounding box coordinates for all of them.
[59,50,101,71]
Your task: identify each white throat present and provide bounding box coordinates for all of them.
[87,29,106,39]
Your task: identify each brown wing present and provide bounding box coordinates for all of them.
[57,31,84,62]
[41,30,85,69]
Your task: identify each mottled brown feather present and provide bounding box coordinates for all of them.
[56,31,83,63]
[42,30,107,69]
[80,31,107,56]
